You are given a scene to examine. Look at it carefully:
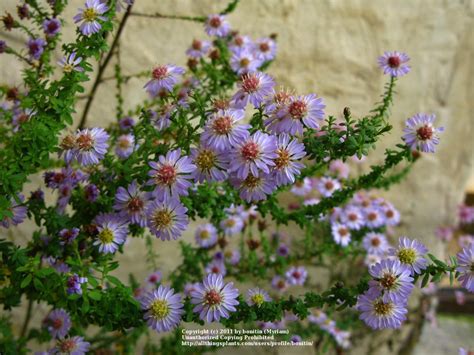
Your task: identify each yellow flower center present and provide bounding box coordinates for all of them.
[83,8,98,22]
[63,64,74,73]
[196,150,216,171]
[98,228,114,244]
[398,248,416,265]
[150,299,169,319]
[200,230,210,240]
[251,293,265,306]
[152,210,173,229]
[373,300,393,316]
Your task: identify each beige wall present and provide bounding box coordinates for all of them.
[1,0,474,354]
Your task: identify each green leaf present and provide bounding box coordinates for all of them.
[106,275,122,287]
[421,273,430,288]
[89,290,102,301]
[21,274,32,288]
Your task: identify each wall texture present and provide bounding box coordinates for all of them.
[1,0,474,354]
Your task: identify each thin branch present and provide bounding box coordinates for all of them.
[19,298,33,339]
[130,12,205,22]
[77,3,134,129]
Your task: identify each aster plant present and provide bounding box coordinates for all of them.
[0,1,466,354]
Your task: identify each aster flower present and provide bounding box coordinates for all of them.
[186,39,211,58]
[285,266,307,286]
[66,274,88,295]
[220,215,244,236]
[231,72,275,109]
[290,177,312,196]
[381,202,400,226]
[140,285,184,333]
[27,38,46,60]
[93,213,129,254]
[357,293,407,329]
[195,223,218,248]
[272,134,306,186]
[254,37,277,61]
[277,243,290,257]
[363,232,389,256]
[459,235,474,249]
[73,0,108,36]
[230,48,262,74]
[341,205,364,230]
[205,14,230,37]
[266,94,325,135]
[224,249,241,266]
[74,127,109,166]
[368,259,414,302]
[316,176,341,198]
[52,336,90,354]
[147,149,196,200]
[1,194,27,228]
[459,204,474,224]
[190,145,227,183]
[390,237,428,275]
[146,197,188,241]
[263,87,293,117]
[435,226,454,242]
[329,159,350,179]
[378,51,410,77]
[191,274,239,323]
[246,287,271,307]
[184,282,200,297]
[84,183,99,202]
[43,18,61,37]
[118,116,135,131]
[456,244,474,292]
[45,309,71,339]
[228,131,277,179]
[363,206,385,228]
[46,257,71,274]
[149,104,175,132]
[144,64,185,96]
[229,34,253,54]
[205,260,227,276]
[115,133,136,159]
[331,223,351,247]
[290,335,302,343]
[59,228,80,246]
[201,109,250,152]
[0,40,7,54]
[231,172,277,202]
[113,181,149,227]
[146,270,162,287]
[402,113,444,153]
[271,275,288,293]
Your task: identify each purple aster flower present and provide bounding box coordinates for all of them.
[254,37,277,61]
[115,133,136,159]
[12,108,36,132]
[246,287,271,306]
[266,94,325,135]
[459,204,474,225]
[331,223,351,247]
[74,127,109,166]
[277,243,290,257]
[456,244,474,292]
[191,274,239,323]
[402,113,444,153]
[363,206,385,228]
[118,116,135,131]
[272,133,306,186]
[435,226,454,243]
[228,131,277,179]
[378,51,410,77]
[381,202,400,226]
[224,249,241,266]
[263,87,293,118]
[146,270,162,286]
[0,40,7,54]
[231,172,277,202]
[66,274,87,295]
[285,266,307,286]
[291,335,302,343]
[205,14,230,37]
[368,259,414,302]
[229,34,253,54]
[231,72,275,109]
[43,18,61,37]
[150,104,175,131]
[201,109,250,152]
[290,177,312,196]
[316,176,341,197]
[186,39,211,58]
[140,285,184,333]
[58,52,83,73]
[57,184,73,214]
[93,213,129,254]
[147,149,196,200]
[184,282,200,297]
[45,309,71,339]
[205,260,227,276]
[341,205,364,230]
[271,275,288,293]
[195,223,218,248]
[84,184,99,202]
[144,64,185,96]
[113,180,149,227]
[329,159,350,179]
[1,194,27,228]
[459,235,474,249]
[357,293,407,329]
[230,48,262,75]
[46,257,71,274]
[146,197,188,241]
[363,232,389,256]
[27,38,46,60]
[52,336,90,354]
[220,215,244,236]
[73,0,108,36]
[190,145,227,183]
[59,228,80,246]
[390,237,428,275]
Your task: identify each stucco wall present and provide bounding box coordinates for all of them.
[1,0,474,354]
